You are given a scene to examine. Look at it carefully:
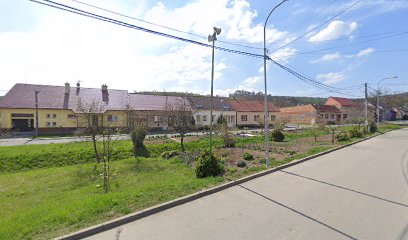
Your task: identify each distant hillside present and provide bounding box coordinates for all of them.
[134,91,201,97]
[364,92,408,108]
[134,90,327,107]
[228,90,326,108]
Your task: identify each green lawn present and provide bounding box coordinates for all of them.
[0,157,223,239]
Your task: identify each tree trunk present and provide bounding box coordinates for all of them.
[331,131,335,145]
[180,133,185,152]
[92,133,100,163]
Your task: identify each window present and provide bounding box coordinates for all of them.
[52,122,57,127]
[203,115,207,121]
[46,122,51,127]
[154,116,160,122]
[241,115,247,122]
[46,114,51,118]
[68,114,76,119]
[196,115,201,121]
[108,115,119,122]
[211,115,215,122]
[271,115,276,121]
[53,114,57,118]
[254,115,260,121]
[325,114,329,119]
[330,114,335,119]
[343,114,347,119]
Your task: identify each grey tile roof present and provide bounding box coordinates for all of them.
[128,94,190,111]
[187,96,233,111]
[0,83,129,113]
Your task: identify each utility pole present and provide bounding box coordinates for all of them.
[376,90,380,124]
[208,27,221,154]
[364,83,369,132]
[263,0,288,168]
[35,91,40,137]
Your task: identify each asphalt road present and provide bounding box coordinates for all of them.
[85,128,408,240]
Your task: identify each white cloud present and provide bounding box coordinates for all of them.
[0,0,295,94]
[311,52,341,63]
[308,21,357,42]
[270,47,297,62]
[144,0,290,44]
[316,72,346,85]
[357,48,375,57]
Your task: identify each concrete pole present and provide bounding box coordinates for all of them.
[35,91,40,137]
[263,0,288,167]
[376,93,380,124]
[209,38,215,153]
[365,83,369,132]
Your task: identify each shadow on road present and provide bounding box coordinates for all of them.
[280,170,408,208]
[238,185,357,240]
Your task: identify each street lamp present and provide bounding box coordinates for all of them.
[263,0,288,167]
[376,76,398,124]
[208,27,221,153]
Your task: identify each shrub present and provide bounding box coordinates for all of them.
[347,129,364,138]
[402,115,408,120]
[236,160,247,168]
[335,132,349,142]
[195,152,223,178]
[270,129,285,142]
[243,152,254,161]
[369,121,377,133]
[131,127,147,157]
[161,150,179,159]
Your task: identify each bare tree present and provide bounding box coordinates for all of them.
[76,99,104,163]
[75,99,120,193]
[165,98,194,152]
[326,123,338,145]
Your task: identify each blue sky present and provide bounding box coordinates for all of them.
[0,0,407,98]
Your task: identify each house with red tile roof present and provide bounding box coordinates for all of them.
[226,99,280,127]
[325,96,366,121]
[280,104,345,125]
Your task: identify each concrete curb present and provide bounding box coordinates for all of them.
[56,131,389,240]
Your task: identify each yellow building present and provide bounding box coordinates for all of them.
[0,83,129,134]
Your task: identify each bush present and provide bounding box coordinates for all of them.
[347,129,364,138]
[236,160,247,168]
[369,121,377,133]
[402,115,408,120]
[195,152,223,178]
[243,152,254,161]
[335,132,349,142]
[270,129,285,142]
[161,150,179,159]
[131,127,148,157]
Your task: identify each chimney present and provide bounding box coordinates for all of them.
[102,84,108,92]
[64,82,70,94]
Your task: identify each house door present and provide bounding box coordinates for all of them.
[337,114,341,123]
[12,119,34,132]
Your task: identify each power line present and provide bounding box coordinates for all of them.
[289,0,338,35]
[29,0,364,97]
[271,0,362,53]
[67,0,264,50]
[29,0,266,58]
[269,29,408,45]
[269,58,363,97]
[277,31,408,56]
